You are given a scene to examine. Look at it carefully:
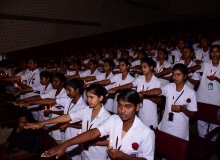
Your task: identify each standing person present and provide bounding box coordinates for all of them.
[95,59,134,113]
[23,84,112,160]
[196,45,220,139]
[108,57,161,127]
[140,63,197,140]
[26,89,155,160]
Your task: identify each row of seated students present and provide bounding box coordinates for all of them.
[0,34,220,160]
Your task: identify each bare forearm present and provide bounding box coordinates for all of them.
[42,114,71,126]
[114,83,133,92]
[62,129,101,148]
[19,95,42,102]
[182,107,196,118]
[28,98,56,105]
[187,78,199,86]
[51,111,63,115]
[142,88,162,96]
[95,79,110,86]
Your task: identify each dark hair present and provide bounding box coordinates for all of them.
[62,61,71,67]
[73,60,82,67]
[17,111,35,123]
[109,51,117,58]
[138,50,146,57]
[86,84,107,97]
[40,71,52,80]
[117,89,140,106]
[88,59,98,68]
[103,59,115,70]
[119,58,131,66]
[95,52,103,59]
[29,58,38,65]
[123,51,129,56]
[141,57,156,69]
[172,63,188,78]
[53,73,67,86]
[183,46,194,53]
[158,48,168,60]
[210,45,220,52]
[66,79,84,95]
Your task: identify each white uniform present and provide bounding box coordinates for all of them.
[169,49,182,64]
[159,83,197,140]
[21,69,41,120]
[32,83,53,122]
[69,106,111,160]
[133,75,161,127]
[146,50,158,62]
[56,96,86,160]
[96,72,114,112]
[41,88,68,141]
[197,61,220,138]
[194,48,210,63]
[174,60,200,89]
[155,61,172,86]
[212,40,220,45]
[110,73,134,113]
[97,115,155,160]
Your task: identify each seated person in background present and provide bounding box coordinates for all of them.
[0,111,39,160]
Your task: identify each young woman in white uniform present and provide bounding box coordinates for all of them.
[82,59,115,112]
[33,89,155,160]
[24,84,111,160]
[154,49,172,86]
[140,63,197,140]
[95,59,134,113]
[196,45,220,139]
[194,37,210,64]
[108,57,161,127]
[66,60,82,77]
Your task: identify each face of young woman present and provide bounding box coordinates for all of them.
[172,69,187,85]
[94,54,100,61]
[182,48,192,60]
[157,50,166,61]
[200,39,209,48]
[117,99,139,122]
[86,91,103,108]
[103,62,112,72]
[210,47,220,60]
[137,52,144,59]
[66,85,78,98]
[27,59,37,70]
[178,40,185,49]
[40,76,49,85]
[121,53,129,59]
[88,62,96,70]
[145,44,151,51]
[87,53,92,59]
[18,116,28,131]
[72,63,79,71]
[119,62,129,73]
[52,77,63,89]
[141,62,152,75]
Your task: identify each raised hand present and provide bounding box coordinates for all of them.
[59,122,70,132]
[171,105,183,112]
[41,143,68,159]
[24,122,43,129]
[107,148,125,160]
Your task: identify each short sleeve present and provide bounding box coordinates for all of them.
[187,91,197,112]
[56,98,68,107]
[109,75,118,83]
[132,77,139,87]
[69,108,86,123]
[96,74,105,81]
[79,70,90,78]
[160,83,170,96]
[96,115,113,137]
[40,90,55,99]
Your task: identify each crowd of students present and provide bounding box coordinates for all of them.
[0,32,220,159]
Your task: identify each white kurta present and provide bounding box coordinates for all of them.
[97,115,155,160]
[133,75,161,127]
[110,73,134,113]
[69,106,111,160]
[194,48,210,63]
[159,83,197,140]
[41,88,68,140]
[56,96,86,160]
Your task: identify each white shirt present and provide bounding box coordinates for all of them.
[97,115,155,160]
[146,50,158,62]
[69,106,111,160]
[41,88,68,140]
[159,83,197,140]
[196,61,220,106]
[132,75,161,127]
[212,40,220,45]
[56,96,86,152]
[79,69,101,79]
[169,49,182,64]
[194,48,210,63]
[174,60,200,89]
[155,61,172,86]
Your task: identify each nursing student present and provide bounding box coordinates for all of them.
[108,57,161,127]
[196,45,220,139]
[24,84,111,160]
[81,59,115,111]
[1,58,41,120]
[25,88,155,160]
[140,63,197,140]
[18,79,87,160]
[95,59,134,113]
[154,48,172,86]
[14,73,68,144]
